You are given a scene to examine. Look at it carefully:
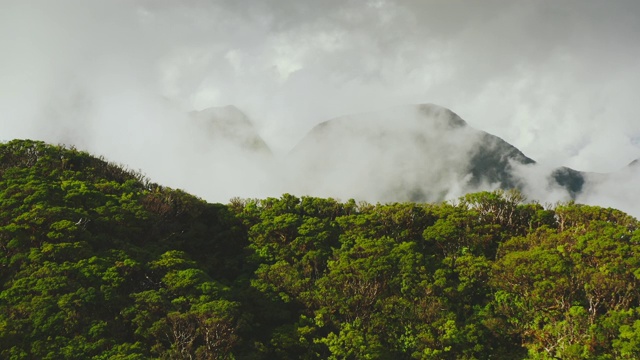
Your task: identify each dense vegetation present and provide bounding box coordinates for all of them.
[1,139,640,359]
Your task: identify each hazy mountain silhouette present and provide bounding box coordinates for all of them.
[288,104,587,202]
[189,105,272,154]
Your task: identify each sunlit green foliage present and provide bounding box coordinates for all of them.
[1,139,640,359]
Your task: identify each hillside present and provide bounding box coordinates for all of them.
[2,139,640,359]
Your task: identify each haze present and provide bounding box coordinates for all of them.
[1,1,639,215]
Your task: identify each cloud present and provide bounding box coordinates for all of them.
[1,0,639,215]
[578,164,640,217]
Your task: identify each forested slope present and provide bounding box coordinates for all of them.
[1,139,640,359]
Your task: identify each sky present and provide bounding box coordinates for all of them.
[1,0,639,212]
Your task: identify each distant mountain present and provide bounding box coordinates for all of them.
[189,105,272,154]
[550,167,585,198]
[288,104,586,202]
[182,105,277,200]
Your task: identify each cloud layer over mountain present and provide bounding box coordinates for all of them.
[1,1,639,214]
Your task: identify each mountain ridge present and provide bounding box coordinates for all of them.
[185,103,633,203]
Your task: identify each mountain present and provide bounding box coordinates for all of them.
[183,105,277,200]
[550,166,586,198]
[189,105,272,155]
[287,103,584,202]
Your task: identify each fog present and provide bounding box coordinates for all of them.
[1,1,639,216]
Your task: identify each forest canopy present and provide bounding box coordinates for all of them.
[1,139,640,359]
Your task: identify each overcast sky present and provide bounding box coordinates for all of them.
[1,0,639,206]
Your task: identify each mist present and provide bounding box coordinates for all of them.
[1,1,639,216]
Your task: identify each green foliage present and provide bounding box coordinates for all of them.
[1,140,640,358]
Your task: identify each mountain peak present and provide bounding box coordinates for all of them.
[189,106,271,154]
[415,103,467,128]
[311,103,468,136]
[191,105,253,127]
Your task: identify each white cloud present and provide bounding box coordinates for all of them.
[1,0,639,216]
